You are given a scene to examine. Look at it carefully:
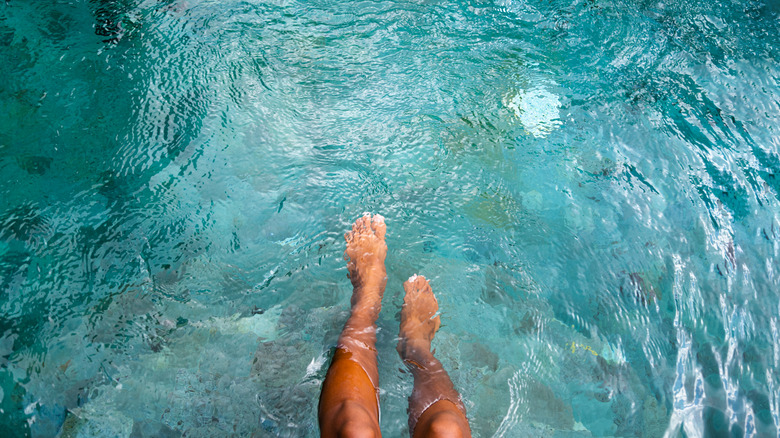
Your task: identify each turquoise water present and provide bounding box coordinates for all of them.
[1,0,779,436]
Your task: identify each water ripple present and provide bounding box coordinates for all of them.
[1,0,780,435]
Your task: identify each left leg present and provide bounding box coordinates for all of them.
[319,214,388,438]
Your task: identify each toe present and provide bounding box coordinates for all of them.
[404,275,419,293]
[353,216,366,234]
[360,214,372,231]
[371,214,386,240]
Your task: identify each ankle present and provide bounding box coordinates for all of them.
[346,307,380,329]
[351,299,381,319]
[352,274,387,294]
[398,339,433,363]
[351,285,384,311]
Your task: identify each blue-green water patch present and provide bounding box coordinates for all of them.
[1,0,780,436]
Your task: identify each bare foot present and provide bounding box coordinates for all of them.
[344,214,387,314]
[395,275,472,437]
[397,275,441,362]
[396,276,472,437]
[319,214,388,438]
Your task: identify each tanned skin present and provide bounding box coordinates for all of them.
[319,214,387,438]
[397,275,472,438]
[319,214,471,438]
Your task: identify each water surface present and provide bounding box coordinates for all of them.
[1,0,779,436]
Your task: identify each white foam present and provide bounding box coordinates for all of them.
[305,353,328,379]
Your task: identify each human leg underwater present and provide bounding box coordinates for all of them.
[319,216,471,437]
[319,214,387,438]
[397,275,472,438]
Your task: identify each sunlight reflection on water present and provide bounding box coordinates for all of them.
[0,0,779,436]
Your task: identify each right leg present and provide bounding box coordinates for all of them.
[397,275,472,438]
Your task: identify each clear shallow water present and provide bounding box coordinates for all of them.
[1,0,779,436]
